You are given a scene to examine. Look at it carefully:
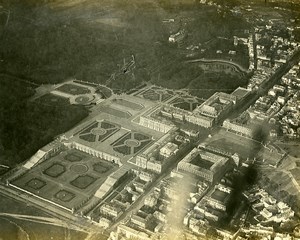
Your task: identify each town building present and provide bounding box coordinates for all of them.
[100,203,123,219]
[169,30,185,43]
[159,142,179,158]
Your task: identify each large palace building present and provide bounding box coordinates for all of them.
[177,147,231,183]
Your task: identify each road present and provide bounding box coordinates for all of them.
[228,48,300,120]
[186,58,250,73]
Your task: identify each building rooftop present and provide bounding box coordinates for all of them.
[231,87,251,100]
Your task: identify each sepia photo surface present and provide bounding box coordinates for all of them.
[0,0,300,239]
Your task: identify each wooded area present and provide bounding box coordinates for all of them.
[0,76,88,166]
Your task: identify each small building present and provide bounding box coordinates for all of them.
[160,142,179,158]
[131,214,153,229]
[260,208,272,219]
[144,192,159,207]
[99,217,111,229]
[169,30,185,43]
[100,203,123,219]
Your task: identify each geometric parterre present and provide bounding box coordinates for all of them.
[111,132,152,155]
[79,121,120,143]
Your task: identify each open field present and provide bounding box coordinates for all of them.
[211,189,228,202]
[276,141,300,158]
[100,106,132,119]
[34,93,70,106]
[205,129,262,159]
[0,193,87,240]
[112,98,144,110]
[56,84,91,95]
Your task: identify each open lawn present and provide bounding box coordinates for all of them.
[0,193,87,240]
[211,189,228,202]
[277,142,300,158]
[34,93,70,106]
[100,106,132,119]
[112,98,144,110]
[206,129,262,159]
[56,84,91,95]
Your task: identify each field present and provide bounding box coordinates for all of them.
[11,149,118,210]
[276,141,300,158]
[190,155,214,170]
[56,84,91,95]
[211,189,228,202]
[100,106,132,119]
[206,129,262,159]
[111,98,144,110]
[34,93,70,106]
[0,193,87,240]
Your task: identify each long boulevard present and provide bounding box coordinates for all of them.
[229,48,300,120]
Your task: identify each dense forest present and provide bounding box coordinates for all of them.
[0,0,251,166]
[0,76,88,166]
[0,1,250,91]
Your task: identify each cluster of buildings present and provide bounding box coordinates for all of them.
[96,171,155,229]
[185,183,232,233]
[239,59,300,140]
[275,64,300,139]
[108,143,238,240]
[236,226,297,240]
[223,112,257,138]
[138,106,176,133]
[225,59,299,140]
[155,90,250,129]
[134,140,179,174]
[247,69,274,91]
[244,187,294,226]
[234,34,255,70]
[254,24,299,70]
[248,95,281,121]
